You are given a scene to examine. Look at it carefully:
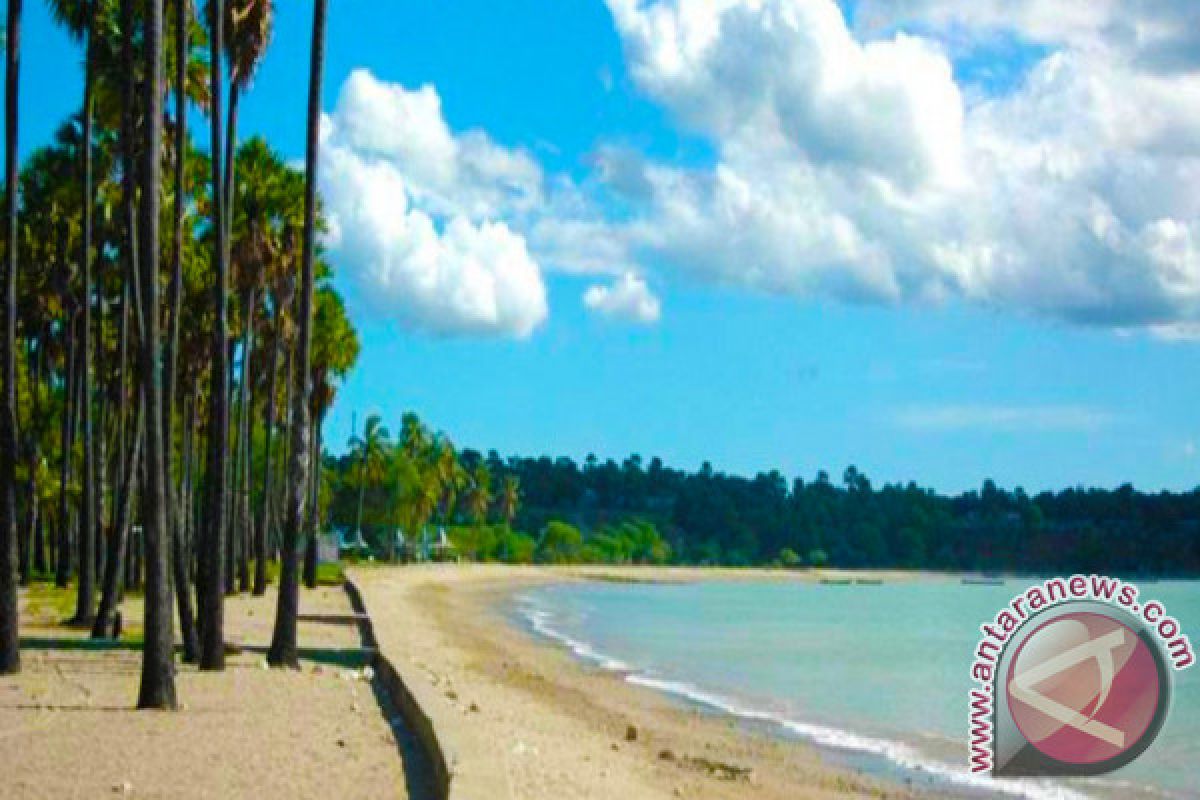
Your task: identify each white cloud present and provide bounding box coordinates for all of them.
[583,273,662,324]
[595,0,1200,334]
[320,70,548,337]
[894,405,1114,433]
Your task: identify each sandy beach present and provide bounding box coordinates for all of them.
[351,564,950,800]
[0,583,426,800]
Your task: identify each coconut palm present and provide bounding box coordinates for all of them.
[45,0,101,627]
[464,463,492,525]
[268,0,326,669]
[0,0,23,674]
[136,0,177,709]
[165,0,199,664]
[199,0,231,671]
[303,285,358,586]
[499,475,521,527]
[348,414,390,542]
[214,0,274,244]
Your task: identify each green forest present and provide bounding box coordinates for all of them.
[324,427,1200,576]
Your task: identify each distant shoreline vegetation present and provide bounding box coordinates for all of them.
[324,414,1200,575]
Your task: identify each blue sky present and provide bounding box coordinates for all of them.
[17,0,1200,493]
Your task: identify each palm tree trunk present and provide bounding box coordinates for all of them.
[0,0,23,675]
[223,343,237,594]
[55,307,77,588]
[275,343,292,560]
[71,0,99,628]
[302,409,319,588]
[222,85,239,248]
[269,0,327,668]
[24,338,45,578]
[199,0,230,670]
[236,288,254,593]
[252,314,279,595]
[136,0,177,710]
[166,0,198,665]
[18,340,37,585]
[92,397,142,639]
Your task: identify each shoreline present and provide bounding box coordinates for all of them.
[350,564,960,800]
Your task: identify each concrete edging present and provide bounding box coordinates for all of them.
[343,579,452,799]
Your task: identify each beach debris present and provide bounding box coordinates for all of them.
[351,701,361,713]
[468,702,480,713]
[659,749,676,762]
[361,665,375,681]
[679,755,752,782]
[611,743,620,752]
[336,738,346,748]
[625,724,639,742]
[112,781,133,794]
[512,741,538,756]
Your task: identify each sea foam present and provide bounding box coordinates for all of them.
[516,593,1092,800]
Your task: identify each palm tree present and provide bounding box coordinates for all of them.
[268,0,326,669]
[0,0,23,675]
[46,0,99,627]
[304,286,357,585]
[199,0,231,671]
[499,475,521,527]
[465,463,491,525]
[217,6,276,588]
[135,0,177,709]
[349,414,390,546]
[217,0,273,246]
[165,0,199,663]
[432,437,464,523]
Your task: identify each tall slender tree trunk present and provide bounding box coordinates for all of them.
[302,409,320,589]
[235,287,254,593]
[56,307,77,588]
[71,0,99,628]
[253,314,280,595]
[222,86,239,249]
[275,343,293,560]
[269,0,327,668]
[166,0,198,663]
[30,338,46,576]
[0,0,24,675]
[199,0,230,671]
[18,340,39,585]
[136,0,177,710]
[224,342,238,595]
[92,398,142,639]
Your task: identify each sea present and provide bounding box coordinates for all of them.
[513,578,1199,799]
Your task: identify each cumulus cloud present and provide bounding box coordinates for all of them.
[594,0,1200,334]
[582,273,662,324]
[320,69,548,337]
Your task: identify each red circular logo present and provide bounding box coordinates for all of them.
[1006,611,1162,766]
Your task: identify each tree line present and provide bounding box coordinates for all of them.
[431,454,1200,575]
[0,0,345,708]
[317,417,1200,575]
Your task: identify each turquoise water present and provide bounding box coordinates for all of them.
[515,579,1200,799]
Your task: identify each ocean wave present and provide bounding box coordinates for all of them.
[518,598,630,672]
[517,594,1092,800]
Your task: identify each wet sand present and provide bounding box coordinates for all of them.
[351,564,948,800]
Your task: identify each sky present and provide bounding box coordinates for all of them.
[15,0,1200,493]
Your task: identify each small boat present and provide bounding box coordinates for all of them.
[820,578,852,586]
[961,576,1005,586]
[854,578,884,586]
